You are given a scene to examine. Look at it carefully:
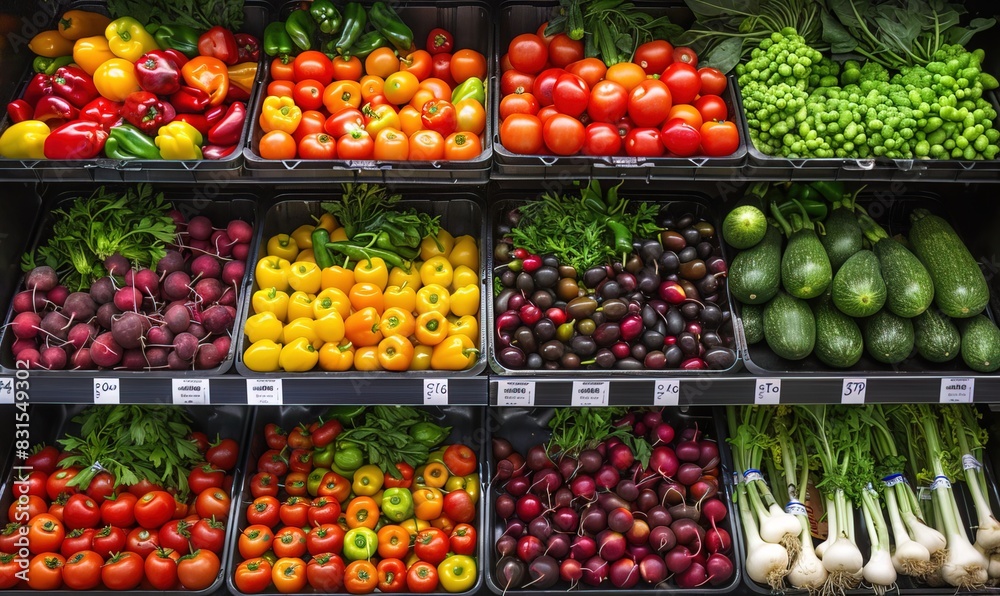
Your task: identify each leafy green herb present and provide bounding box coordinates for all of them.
[57,406,203,497]
[106,0,244,32]
[336,406,450,479]
[322,184,440,251]
[547,408,652,468]
[21,184,177,292]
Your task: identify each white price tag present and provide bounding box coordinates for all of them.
[93,378,120,404]
[653,379,680,406]
[940,378,975,403]
[572,381,609,407]
[754,378,781,405]
[497,381,535,407]
[247,379,283,405]
[0,377,12,404]
[423,379,449,405]
[172,379,210,405]
[841,378,867,404]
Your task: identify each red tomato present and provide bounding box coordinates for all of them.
[307,524,345,556]
[694,94,728,122]
[634,40,674,75]
[499,91,540,120]
[551,73,589,118]
[188,465,225,495]
[63,494,101,530]
[325,107,365,138]
[84,472,115,506]
[62,549,103,590]
[127,478,164,498]
[18,470,48,498]
[409,129,446,161]
[673,46,699,67]
[145,547,180,590]
[442,445,477,476]
[583,122,622,156]
[26,514,62,554]
[293,79,325,111]
[239,525,274,560]
[660,118,702,156]
[60,528,95,558]
[625,127,665,157]
[134,491,175,529]
[46,467,79,501]
[338,129,375,159]
[190,518,227,554]
[308,553,346,591]
[103,551,143,590]
[293,51,334,85]
[500,52,512,72]
[666,104,704,130]
[10,494,46,521]
[507,33,548,74]
[27,552,64,590]
[176,549,220,591]
[307,497,342,527]
[406,561,438,593]
[249,472,279,499]
[450,49,486,84]
[421,100,458,136]
[536,105,559,126]
[531,68,566,107]
[450,523,477,556]
[430,54,456,88]
[91,524,126,559]
[543,114,586,155]
[442,489,475,523]
[499,113,543,154]
[271,58,295,80]
[159,519,192,555]
[125,527,158,558]
[280,496,312,528]
[444,131,482,160]
[500,69,535,96]
[587,80,628,123]
[247,495,281,527]
[698,67,728,96]
[25,445,60,475]
[628,79,673,127]
[535,21,556,47]
[195,488,231,521]
[299,132,338,159]
[332,56,363,82]
[701,120,739,156]
[566,57,606,89]
[413,528,450,565]
[661,63,701,105]
[234,557,273,594]
[376,558,407,593]
[547,33,584,68]
[273,526,308,559]
[206,438,239,472]
[268,80,294,97]
[294,110,327,144]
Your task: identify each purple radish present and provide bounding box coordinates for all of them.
[639,553,667,584]
[516,535,544,563]
[25,266,58,291]
[12,312,41,339]
[706,553,734,585]
[186,216,214,240]
[90,333,122,367]
[581,556,608,586]
[609,557,640,589]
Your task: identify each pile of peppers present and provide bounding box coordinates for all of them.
[1,10,260,161]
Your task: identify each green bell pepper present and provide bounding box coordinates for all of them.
[264,22,295,63]
[409,422,450,448]
[452,77,485,106]
[777,198,828,222]
[382,488,414,522]
[323,405,365,424]
[307,467,331,497]
[313,444,336,469]
[151,23,201,59]
[368,1,413,53]
[345,30,389,60]
[33,55,73,75]
[285,9,316,52]
[309,0,342,35]
[332,2,366,56]
[106,124,161,160]
[334,442,365,472]
[343,527,378,561]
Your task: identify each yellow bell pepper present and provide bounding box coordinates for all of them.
[445,474,480,504]
[288,261,322,294]
[315,312,346,344]
[379,307,415,338]
[314,288,351,319]
[156,121,203,160]
[291,224,315,249]
[400,518,429,538]
[420,256,454,288]
[0,121,49,159]
[244,311,283,344]
[296,249,316,264]
[330,227,349,242]
[252,287,289,321]
[388,265,422,290]
[255,257,291,292]
[73,36,116,75]
[267,233,299,260]
[58,10,112,40]
[450,285,480,317]
[416,284,450,316]
[354,257,389,290]
[448,315,478,343]
[410,345,433,370]
[319,340,354,371]
[93,57,141,102]
[449,235,479,270]
[321,265,355,294]
[282,317,320,348]
[352,465,385,496]
[384,285,416,313]
[354,346,382,371]
[420,228,454,261]
[415,311,449,346]
[30,30,75,57]
[244,339,282,372]
[287,291,315,321]
[452,265,478,291]
[279,336,319,372]
[260,95,302,134]
[316,213,339,233]
[105,17,158,61]
[431,334,478,370]
[228,61,258,94]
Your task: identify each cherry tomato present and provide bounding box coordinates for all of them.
[450,49,487,84]
[195,487,231,521]
[307,497,343,527]
[294,110,327,144]
[673,46,698,67]
[409,129,446,160]
[442,445,477,476]
[426,28,454,55]
[188,465,225,495]
[531,67,566,107]
[293,51,334,85]
[444,132,482,160]
[272,557,308,593]
[625,127,666,157]
[62,549,102,590]
[698,67,728,96]
[547,33,584,68]
[661,118,702,156]
[102,551,143,590]
[176,549,220,591]
[332,55,363,81]
[499,113,543,154]
[605,62,646,92]
[299,132,338,159]
[293,79,325,111]
[507,34,548,75]
[501,69,535,96]
[662,62,700,104]
[338,129,375,159]
[628,78,672,127]
[666,104,704,130]
[345,560,378,594]
[582,122,621,155]
[500,91,540,119]
[145,547,180,590]
[400,49,432,81]
[365,47,399,79]
[271,58,295,81]
[259,131,298,160]
[566,57,606,89]
[430,53,455,87]
[587,79,628,123]
[694,94,728,122]
[552,72,589,118]
[63,494,101,530]
[700,120,739,156]
[634,40,675,75]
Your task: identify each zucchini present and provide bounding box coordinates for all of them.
[831,250,886,318]
[960,315,1000,372]
[723,184,769,250]
[773,201,832,299]
[858,213,934,318]
[913,309,960,363]
[741,303,765,345]
[763,290,815,360]
[813,293,864,368]
[730,224,782,305]
[863,309,915,365]
[820,202,863,272]
[908,209,989,318]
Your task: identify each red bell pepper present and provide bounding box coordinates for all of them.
[173,113,210,136]
[225,85,251,103]
[7,100,33,123]
[23,73,54,106]
[162,49,189,68]
[202,144,238,160]
[44,120,108,159]
[207,101,245,145]
[134,50,183,96]
[33,95,79,124]
[198,26,239,66]
[204,104,227,126]
[171,86,211,113]
[122,91,177,136]
[52,66,99,109]
[235,33,260,63]
[80,97,123,131]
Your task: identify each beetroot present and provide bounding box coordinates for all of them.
[201,305,233,335]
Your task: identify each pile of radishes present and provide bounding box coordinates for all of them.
[9,210,253,371]
[491,410,736,591]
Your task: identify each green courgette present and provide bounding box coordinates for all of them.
[858,213,934,318]
[813,293,864,368]
[831,250,886,318]
[820,200,863,272]
[741,303,765,345]
[763,290,815,360]
[913,309,961,363]
[722,183,769,249]
[908,209,989,319]
[960,315,1000,372]
[773,200,832,300]
[863,309,915,365]
[729,223,782,305]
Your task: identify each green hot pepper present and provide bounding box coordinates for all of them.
[285,9,317,52]
[606,219,632,256]
[451,77,485,106]
[151,23,201,59]
[346,31,389,60]
[368,1,414,53]
[382,488,414,522]
[323,405,366,424]
[312,228,334,269]
[326,241,411,272]
[33,55,73,75]
[777,198,828,222]
[309,0,342,35]
[106,124,161,160]
[332,2,366,56]
[808,180,848,203]
[264,21,295,62]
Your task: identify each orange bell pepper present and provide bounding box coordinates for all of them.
[182,56,229,106]
[323,80,362,112]
[384,285,417,313]
[423,462,449,488]
[349,282,384,315]
[354,346,382,371]
[379,307,415,338]
[429,515,455,536]
[321,265,355,294]
[345,307,383,347]
[228,61,258,95]
[318,471,352,503]
[412,487,443,521]
[346,496,380,530]
[319,341,354,371]
[415,311,449,346]
[377,335,414,372]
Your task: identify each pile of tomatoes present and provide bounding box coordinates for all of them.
[0,434,240,591]
[497,27,741,158]
[257,27,489,162]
